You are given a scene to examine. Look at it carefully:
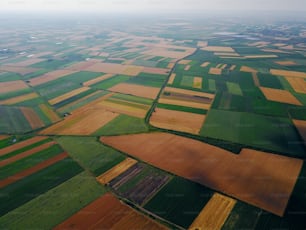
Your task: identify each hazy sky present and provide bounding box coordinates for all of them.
[1,0,305,13]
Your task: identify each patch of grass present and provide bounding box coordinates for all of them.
[56,136,125,176]
[0,172,105,229]
[94,114,149,136]
[257,73,283,89]
[126,72,167,88]
[144,176,214,229]
[110,93,153,105]
[180,75,194,88]
[0,157,83,216]
[0,73,21,82]
[226,82,243,96]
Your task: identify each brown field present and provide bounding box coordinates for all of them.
[0,136,48,157]
[164,87,215,99]
[209,67,222,75]
[29,70,78,86]
[83,74,114,86]
[143,47,195,59]
[20,107,45,130]
[64,60,98,71]
[293,120,306,143]
[109,83,160,99]
[286,77,306,94]
[184,65,191,71]
[240,66,258,73]
[0,92,39,105]
[260,87,302,105]
[275,61,297,66]
[97,100,149,118]
[202,46,235,52]
[252,72,260,87]
[13,58,45,67]
[248,41,270,47]
[39,104,61,123]
[197,41,208,47]
[123,66,144,76]
[40,109,119,135]
[0,152,68,188]
[168,73,176,85]
[215,52,240,57]
[188,193,236,230]
[178,60,192,65]
[270,69,306,79]
[201,62,210,67]
[48,87,90,105]
[0,65,38,75]
[150,108,206,134]
[262,48,291,54]
[193,77,202,89]
[0,80,28,94]
[101,132,303,216]
[167,63,175,69]
[0,135,9,141]
[83,63,142,76]
[96,158,137,185]
[142,67,169,75]
[0,141,55,167]
[244,55,278,58]
[54,193,168,230]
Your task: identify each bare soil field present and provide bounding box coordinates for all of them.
[164,87,214,99]
[54,193,168,230]
[270,69,306,79]
[101,132,303,216]
[209,68,222,75]
[84,63,143,76]
[201,46,235,52]
[168,73,176,85]
[215,52,240,57]
[285,77,306,94]
[240,66,258,73]
[142,67,170,75]
[201,62,210,67]
[293,119,306,143]
[109,83,160,99]
[0,152,68,188]
[64,60,98,71]
[0,92,39,105]
[0,135,9,141]
[244,55,278,58]
[96,158,137,185]
[188,193,236,230]
[275,61,297,66]
[0,65,38,75]
[0,136,48,157]
[29,70,78,86]
[0,80,28,94]
[159,98,211,110]
[83,74,114,87]
[252,73,260,87]
[40,109,119,135]
[20,107,45,130]
[150,108,206,134]
[48,87,90,105]
[178,60,192,65]
[184,65,191,71]
[0,141,55,167]
[260,87,302,105]
[13,58,45,67]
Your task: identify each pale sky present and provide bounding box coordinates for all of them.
[0,0,305,13]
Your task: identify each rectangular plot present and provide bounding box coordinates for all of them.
[48,87,90,105]
[0,81,28,94]
[20,107,45,130]
[226,82,243,96]
[0,92,39,105]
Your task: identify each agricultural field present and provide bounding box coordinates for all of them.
[1,12,306,230]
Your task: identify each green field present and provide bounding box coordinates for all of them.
[226,82,243,96]
[200,109,306,157]
[126,72,167,88]
[0,144,63,180]
[0,106,32,134]
[0,73,21,82]
[56,136,126,176]
[94,114,149,136]
[157,103,207,114]
[144,176,214,228]
[110,93,153,105]
[0,172,105,229]
[0,158,83,216]
[180,75,194,88]
[92,75,130,89]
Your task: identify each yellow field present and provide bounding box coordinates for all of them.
[201,62,210,67]
[286,77,306,94]
[215,52,240,57]
[39,104,61,123]
[270,69,306,79]
[83,74,114,86]
[184,65,191,71]
[193,77,202,89]
[123,65,143,76]
[167,63,175,69]
[168,73,176,85]
[275,61,297,66]
[0,92,39,105]
[178,59,192,65]
[48,87,90,105]
[209,68,222,75]
[244,55,278,58]
[202,46,235,52]
[96,158,137,185]
[189,193,236,230]
[260,87,302,106]
[240,66,258,73]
